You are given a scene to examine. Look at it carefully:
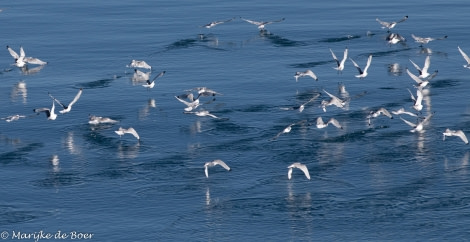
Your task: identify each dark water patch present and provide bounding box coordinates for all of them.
[259,31,307,47]
[0,143,44,164]
[0,205,52,225]
[289,60,335,69]
[79,75,122,89]
[429,78,459,89]
[318,35,361,43]
[233,104,275,113]
[32,172,86,188]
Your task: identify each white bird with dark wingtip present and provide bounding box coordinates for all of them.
[411,34,447,46]
[272,120,306,140]
[287,162,310,180]
[184,110,220,119]
[376,16,408,31]
[457,46,470,69]
[241,17,285,30]
[127,60,151,70]
[201,18,234,29]
[33,102,57,120]
[7,45,47,67]
[204,159,231,178]
[330,47,348,73]
[409,55,432,79]
[316,117,342,129]
[350,54,372,79]
[407,88,424,112]
[443,129,469,144]
[294,69,318,82]
[386,33,406,45]
[367,108,393,125]
[175,94,200,111]
[142,71,165,89]
[321,89,348,112]
[48,88,83,114]
[115,127,140,140]
[400,112,434,133]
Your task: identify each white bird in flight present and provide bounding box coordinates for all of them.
[315,117,342,129]
[411,34,447,46]
[7,45,47,67]
[88,115,118,125]
[407,88,424,112]
[367,108,393,126]
[2,114,27,122]
[287,162,310,180]
[409,55,432,79]
[241,17,285,30]
[386,33,406,45]
[329,47,348,73]
[184,110,220,119]
[33,101,57,120]
[204,159,231,178]
[175,94,201,111]
[115,127,140,140]
[391,107,417,117]
[201,18,234,28]
[376,16,408,31]
[400,112,434,133]
[457,46,470,69]
[142,71,165,89]
[350,54,372,79]
[321,89,348,112]
[272,120,306,140]
[294,69,318,82]
[443,129,469,144]
[49,88,83,114]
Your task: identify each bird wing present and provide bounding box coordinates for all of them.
[316,117,325,126]
[407,88,416,102]
[151,70,166,82]
[287,167,293,180]
[379,108,393,118]
[409,59,423,74]
[396,15,408,23]
[213,159,230,171]
[126,127,140,140]
[328,118,342,129]
[241,18,262,26]
[415,89,424,105]
[458,46,470,64]
[349,58,363,74]
[68,88,83,107]
[205,165,209,178]
[406,68,423,84]
[19,46,25,58]
[422,55,431,73]
[48,92,67,109]
[363,55,372,73]
[6,46,19,59]
[340,48,348,66]
[329,48,340,67]
[456,130,469,144]
[24,57,47,65]
[297,164,310,180]
[376,18,390,28]
[400,117,416,128]
[411,34,422,42]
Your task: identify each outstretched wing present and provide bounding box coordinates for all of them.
[6,46,19,59]
[349,58,363,74]
[458,46,470,64]
[48,92,67,109]
[68,88,83,107]
[213,159,231,171]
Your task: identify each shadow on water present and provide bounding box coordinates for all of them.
[0,142,44,164]
[258,30,308,47]
[318,34,361,43]
[152,34,228,55]
[78,75,123,89]
[0,205,52,225]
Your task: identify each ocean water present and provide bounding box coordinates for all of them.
[1,0,470,241]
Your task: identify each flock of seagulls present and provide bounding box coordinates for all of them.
[3,14,470,181]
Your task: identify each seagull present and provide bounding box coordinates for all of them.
[201,18,234,28]
[241,17,285,30]
[88,115,118,124]
[400,113,434,133]
[142,71,165,89]
[321,89,349,112]
[391,107,418,117]
[376,16,408,31]
[409,55,432,79]
[411,34,447,46]
[175,94,200,111]
[115,127,140,140]
[184,110,220,119]
[315,117,342,129]
[204,159,231,178]
[405,68,435,89]
[298,93,320,113]
[33,101,57,120]
[367,108,393,125]
[127,60,151,70]
[287,162,310,180]
[386,33,406,44]
[7,46,47,67]
[186,87,222,97]
[443,129,469,144]
[1,114,26,122]
[407,88,424,112]
[48,88,83,114]
[272,120,306,140]
[294,69,318,82]
[457,46,470,69]
[329,47,348,73]
[350,54,372,79]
